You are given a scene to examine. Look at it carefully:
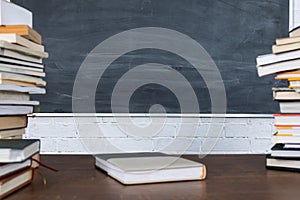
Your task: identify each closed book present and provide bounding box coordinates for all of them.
[0,25,41,44]
[0,84,45,94]
[290,26,300,38]
[0,0,32,27]
[271,143,300,158]
[0,105,33,115]
[95,153,206,185]
[0,159,31,179]
[0,168,33,199]
[266,155,300,171]
[0,115,27,130]
[0,56,43,68]
[0,40,48,59]
[0,91,29,101]
[0,139,40,163]
[0,63,45,77]
[274,114,300,125]
[278,101,300,113]
[0,72,46,87]
[272,133,300,144]
[272,42,300,54]
[257,59,300,77]
[0,128,25,139]
[273,88,300,100]
[0,33,44,52]
[275,70,300,80]
[276,36,300,46]
[256,50,300,66]
[0,48,42,64]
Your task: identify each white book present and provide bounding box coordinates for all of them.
[0,34,44,52]
[272,135,300,144]
[0,0,32,27]
[95,153,206,185]
[0,84,45,94]
[0,105,33,115]
[0,63,45,77]
[257,59,300,77]
[256,50,300,66]
[0,56,43,69]
[0,49,42,64]
[279,101,300,113]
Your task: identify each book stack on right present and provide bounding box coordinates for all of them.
[256,26,300,171]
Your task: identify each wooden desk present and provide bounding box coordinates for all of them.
[6,155,300,200]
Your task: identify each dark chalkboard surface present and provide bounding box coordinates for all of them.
[14,0,288,113]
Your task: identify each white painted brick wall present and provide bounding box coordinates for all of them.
[24,115,274,154]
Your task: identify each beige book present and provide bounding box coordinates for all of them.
[0,91,29,101]
[0,128,25,139]
[272,42,300,54]
[0,49,42,64]
[0,72,46,86]
[0,34,44,52]
[0,40,48,58]
[276,36,300,46]
[95,153,206,185]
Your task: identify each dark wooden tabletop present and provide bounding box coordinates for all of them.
[5,155,300,200]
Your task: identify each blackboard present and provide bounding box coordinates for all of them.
[14,0,288,113]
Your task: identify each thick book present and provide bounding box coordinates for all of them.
[0,91,29,101]
[0,25,41,44]
[256,50,300,66]
[271,143,300,158]
[256,59,300,77]
[95,153,206,185]
[266,155,300,171]
[0,84,45,94]
[0,40,48,58]
[0,115,27,130]
[0,105,33,115]
[0,48,42,64]
[0,159,30,178]
[0,0,32,27]
[0,72,46,87]
[0,33,44,52]
[0,139,40,163]
[0,63,45,77]
[0,128,25,139]
[0,168,33,199]
[272,42,300,54]
[273,88,300,100]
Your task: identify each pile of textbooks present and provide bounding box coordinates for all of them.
[256,25,300,171]
[0,0,47,198]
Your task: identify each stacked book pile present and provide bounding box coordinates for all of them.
[256,26,300,171]
[0,0,46,198]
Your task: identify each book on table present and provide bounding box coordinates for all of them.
[0,139,40,163]
[95,152,206,185]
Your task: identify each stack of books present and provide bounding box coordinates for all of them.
[0,0,47,197]
[256,26,300,171]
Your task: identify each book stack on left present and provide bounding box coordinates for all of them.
[0,0,47,198]
[256,26,300,171]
